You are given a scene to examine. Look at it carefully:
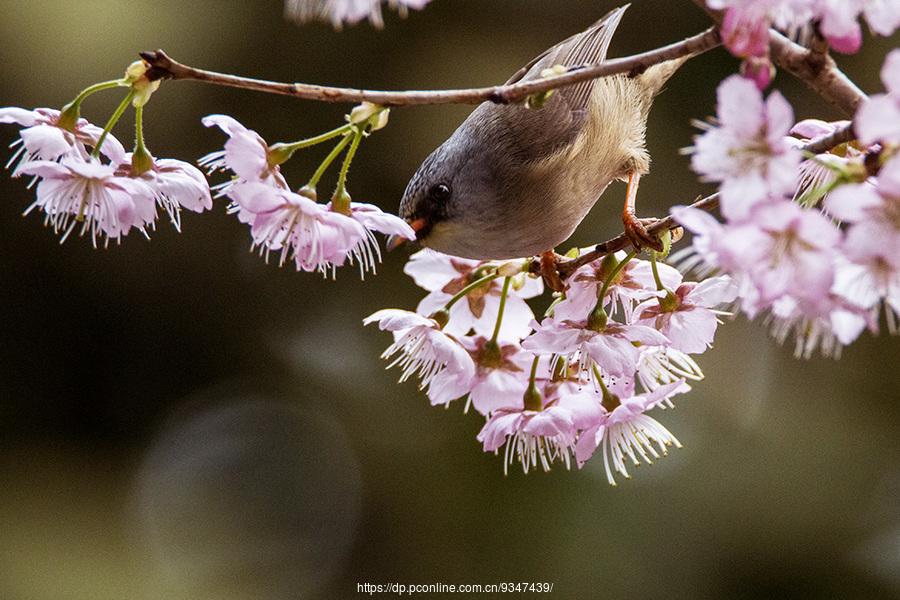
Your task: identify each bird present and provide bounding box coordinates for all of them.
[395,4,687,266]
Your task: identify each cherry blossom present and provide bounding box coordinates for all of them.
[632,276,736,354]
[572,379,689,485]
[114,153,213,231]
[767,293,870,358]
[674,200,841,319]
[16,156,155,245]
[554,252,682,323]
[199,114,289,190]
[0,106,125,172]
[689,75,800,220]
[404,250,542,340]
[364,309,475,394]
[455,336,534,415]
[826,155,900,328]
[285,0,433,29]
[228,181,366,274]
[477,405,577,474]
[855,49,900,146]
[707,0,898,57]
[522,317,669,382]
[789,119,869,208]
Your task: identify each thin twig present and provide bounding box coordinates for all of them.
[140,27,720,107]
[529,194,720,280]
[801,122,856,155]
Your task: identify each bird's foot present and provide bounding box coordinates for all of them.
[622,212,665,253]
[539,251,566,293]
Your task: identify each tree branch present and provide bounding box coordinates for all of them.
[690,0,867,117]
[527,194,720,280]
[140,27,720,107]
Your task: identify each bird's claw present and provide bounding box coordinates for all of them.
[539,251,566,293]
[623,214,665,254]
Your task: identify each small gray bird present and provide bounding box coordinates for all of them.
[397,5,686,261]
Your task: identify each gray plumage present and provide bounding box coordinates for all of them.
[399,5,686,260]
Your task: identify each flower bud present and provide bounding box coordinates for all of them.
[125,60,161,107]
[349,102,389,131]
[496,260,523,277]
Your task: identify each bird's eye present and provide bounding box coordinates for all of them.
[430,183,451,201]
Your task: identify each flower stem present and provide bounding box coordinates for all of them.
[589,250,636,330]
[597,250,636,303]
[593,364,619,412]
[331,126,364,214]
[92,89,136,160]
[306,133,353,191]
[63,79,127,117]
[489,276,512,345]
[130,104,154,175]
[443,272,500,311]
[283,122,354,152]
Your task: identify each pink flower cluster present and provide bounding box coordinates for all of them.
[366,249,734,483]
[285,0,433,29]
[707,0,900,88]
[200,115,414,277]
[1,107,212,245]
[679,57,900,357]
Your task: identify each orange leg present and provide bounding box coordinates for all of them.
[622,171,664,253]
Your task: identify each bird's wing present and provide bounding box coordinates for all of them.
[504,5,628,114]
[481,5,628,165]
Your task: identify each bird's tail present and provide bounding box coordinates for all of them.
[639,55,691,97]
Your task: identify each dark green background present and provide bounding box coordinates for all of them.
[0,1,898,598]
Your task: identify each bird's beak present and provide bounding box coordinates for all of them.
[386,217,427,252]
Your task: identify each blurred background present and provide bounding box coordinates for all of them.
[0,1,899,598]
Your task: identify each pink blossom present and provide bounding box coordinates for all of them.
[690,75,801,220]
[115,153,213,231]
[285,0,433,29]
[199,114,288,190]
[863,0,900,36]
[855,50,900,146]
[707,0,884,56]
[0,106,125,172]
[718,2,772,58]
[16,156,155,245]
[708,0,815,56]
[364,309,475,394]
[522,317,669,381]
[637,347,704,393]
[633,276,736,354]
[790,119,867,208]
[404,250,542,340]
[325,201,416,276]
[229,181,369,275]
[554,252,681,323]
[768,293,870,358]
[476,405,577,474]
[673,200,842,319]
[817,0,863,53]
[458,336,534,415]
[572,379,689,485]
[826,156,900,326]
